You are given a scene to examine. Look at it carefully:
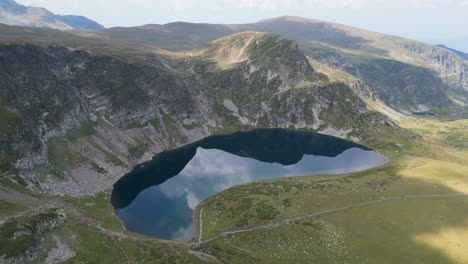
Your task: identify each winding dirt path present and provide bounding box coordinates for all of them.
[188,249,223,264]
[198,207,204,243]
[4,193,468,263]
[112,240,131,264]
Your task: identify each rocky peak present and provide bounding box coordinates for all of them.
[403,42,468,90]
[201,32,326,85]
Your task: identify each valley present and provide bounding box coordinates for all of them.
[0,2,467,262]
[1,116,467,263]
[111,129,387,241]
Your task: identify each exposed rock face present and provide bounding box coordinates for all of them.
[0,44,211,195]
[403,43,468,91]
[0,33,393,196]
[81,16,468,112]
[302,45,456,112]
[0,209,67,264]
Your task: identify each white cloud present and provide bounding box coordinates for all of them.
[223,0,468,9]
[14,0,468,17]
[224,0,300,9]
[17,0,190,10]
[15,0,468,11]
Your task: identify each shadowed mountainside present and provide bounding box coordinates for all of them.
[84,16,468,112]
[0,30,390,196]
[0,16,466,196]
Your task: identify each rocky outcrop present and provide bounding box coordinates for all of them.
[0,209,67,264]
[403,43,468,91]
[0,34,392,196]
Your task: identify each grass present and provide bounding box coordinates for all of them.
[1,115,466,263]
[0,210,61,259]
[0,220,35,259]
[307,56,359,85]
[117,238,203,264]
[0,20,465,262]
[414,220,468,263]
[66,122,96,142]
[53,217,124,263]
[0,104,21,134]
[182,122,200,131]
[162,114,188,146]
[321,197,468,264]
[35,215,203,263]
[0,199,25,216]
[150,118,161,129]
[198,164,402,241]
[127,117,161,130]
[126,122,146,130]
[87,139,124,167]
[33,122,101,179]
[194,116,468,263]
[47,139,86,174]
[199,196,468,263]
[33,164,64,179]
[400,117,468,150]
[0,191,200,263]
[127,144,148,159]
[63,192,124,232]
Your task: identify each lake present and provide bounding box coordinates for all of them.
[111,129,388,241]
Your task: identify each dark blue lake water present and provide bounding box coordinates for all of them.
[111,129,387,241]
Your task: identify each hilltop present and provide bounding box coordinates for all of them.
[0,0,104,30]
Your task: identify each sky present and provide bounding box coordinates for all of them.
[15,0,468,52]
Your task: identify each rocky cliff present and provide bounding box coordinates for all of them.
[0,32,391,196]
[84,16,468,112]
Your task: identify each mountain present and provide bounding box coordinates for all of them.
[437,44,468,60]
[0,31,391,195]
[0,0,104,30]
[0,15,467,264]
[0,16,466,196]
[86,16,468,112]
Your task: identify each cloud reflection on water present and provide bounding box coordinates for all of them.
[117,146,387,240]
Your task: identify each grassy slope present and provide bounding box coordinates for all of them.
[141,18,468,112]
[0,117,467,263]
[193,117,468,263]
[0,192,204,263]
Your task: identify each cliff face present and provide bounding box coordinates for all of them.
[403,43,468,91]
[84,16,468,112]
[0,33,391,196]
[0,44,208,195]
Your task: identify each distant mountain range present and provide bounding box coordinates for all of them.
[0,0,103,30]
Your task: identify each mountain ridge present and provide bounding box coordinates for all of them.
[0,31,393,196]
[437,44,468,60]
[0,16,466,196]
[0,13,468,264]
[0,0,104,30]
[81,16,468,112]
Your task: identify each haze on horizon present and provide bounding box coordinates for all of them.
[15,0,468,52]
